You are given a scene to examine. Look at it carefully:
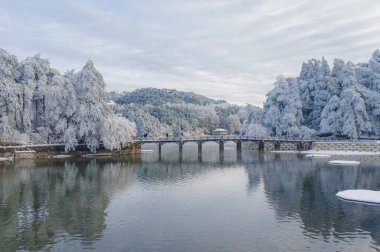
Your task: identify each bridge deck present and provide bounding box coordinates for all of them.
[137,136,314,143]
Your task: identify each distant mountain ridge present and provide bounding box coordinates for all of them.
[114,87,226,106]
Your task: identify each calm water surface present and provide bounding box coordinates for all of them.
[1,143,380,251]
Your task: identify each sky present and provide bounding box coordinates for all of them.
[1,0,380,106]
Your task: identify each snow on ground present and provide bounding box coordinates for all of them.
[82,153,113,157]
[271,150,380,156]
[328,160,360,165]
[303,150,380,156]
[141,150,154,153]
[305,154,331,158]
[336,190,380,204]
[53,155,71,158]
[0,157,13,161]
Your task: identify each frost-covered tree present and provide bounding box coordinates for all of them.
[299,58,338,130]
[245,123,268,138]
[100,115,136,150]
[340,88,371,139]
[18,55,51,134]
[311,58,338,130]
[328,61,372,139]
[74,60,108,152]
[45,69,77,145]
[226,114,240,134]
[240,105,264,136]
[263,75,287,136]
[263,76,305,136]
[0,49,20,139]
[368,49,380,92]
[320,95,342,136]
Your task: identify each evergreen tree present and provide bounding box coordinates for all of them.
[74,60,108,152]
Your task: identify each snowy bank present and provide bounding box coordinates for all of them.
[305,154,331,158]
[302,150,380,156]
[328,160,360,165]
[336,190,380,204]
[83,153,113,157]
[53,155,71,159]
[0,157,13,161]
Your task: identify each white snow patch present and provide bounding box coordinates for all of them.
[303,150,380,156]
[53,155,71,159]
[328,160,360,165]
[336,190,380,204]
[305,154,331,158]
[141,150,154,153]
[270,150,299,153]
[0,157,13,161]
[83,153,113,157]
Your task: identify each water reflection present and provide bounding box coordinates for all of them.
[0,159,137,251]
[0,146,379,251]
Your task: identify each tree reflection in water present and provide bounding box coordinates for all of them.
[0,146,379,251]
[0,159,138,251]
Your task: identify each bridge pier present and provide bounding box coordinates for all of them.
[237,140,242,152]
[179,142,183,162]
[219,141,224,156]
[219,141,224,164]
[259,140,264,151]
[198,142,202,162]
[158,142,162,161]
[237,150,242,162]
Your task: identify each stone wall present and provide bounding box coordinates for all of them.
[279,142,298,151]
[242,141,260,150]
[0,142,141,159]
[264,141,275,151]
[312,141,380,152]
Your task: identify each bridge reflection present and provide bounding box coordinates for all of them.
[141,142,243,164]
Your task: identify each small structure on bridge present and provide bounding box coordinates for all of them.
[212,129,228,136]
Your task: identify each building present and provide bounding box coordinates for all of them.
[212,128,228,136]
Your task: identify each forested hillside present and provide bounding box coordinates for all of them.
[109,88,255,137]
[116,88,225,106]
[258,50,380,139]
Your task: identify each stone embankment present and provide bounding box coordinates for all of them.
[0,142,141,160]
[312,141,380,152]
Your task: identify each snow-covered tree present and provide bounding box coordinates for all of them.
[332,61,371,139]
[263,76,305,136]
[226,114,241,134]
[340,89,371,139]
[45,69,77,145]
[0,49,20,139]
[299,58,338,130]
[368,49,380,92]
[320,95,342,136]
[263,75,288,135]
[101,115,136,150]
[18,55,51,133]
[74,60,108,152]
[245,123,268,138]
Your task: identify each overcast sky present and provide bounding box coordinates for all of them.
[1,0,380,106]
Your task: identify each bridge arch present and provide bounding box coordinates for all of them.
[200,140,220,145]
[182,141,199,146]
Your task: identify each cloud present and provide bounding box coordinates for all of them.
[1,0,380,106]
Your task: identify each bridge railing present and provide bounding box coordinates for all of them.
[137,135,319,142]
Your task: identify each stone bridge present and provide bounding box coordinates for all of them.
[137,136,314,161]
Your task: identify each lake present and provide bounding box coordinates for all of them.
[0,143,380,251]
